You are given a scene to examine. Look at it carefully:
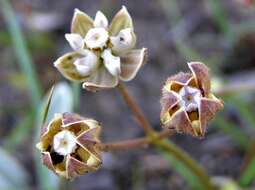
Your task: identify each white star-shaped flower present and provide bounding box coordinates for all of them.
[84,28,109,49]
[53,130,77,156]
[178,86,201,112]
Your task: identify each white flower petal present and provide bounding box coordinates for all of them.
[53,130,77,156]
[110,28,136,54]
[82,66,118,91]
[178,86,201,112]
[101,49,121,76]
[73,50,99,76]
[94,11,108,28]
[65,33,84,51]
[84,28,109,49]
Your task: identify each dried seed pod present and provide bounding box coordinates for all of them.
[36,113,102,179]
[160,62,224,137]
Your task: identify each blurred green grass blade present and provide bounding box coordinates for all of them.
[227,97,255,130]
[34,82,74,190]
[156,140,213,190]
[42,86,55,124]
[240,157,255,187]
[44,82,74,123]
[206,0,232,40]
[3,110,35,151]
[1,0,42,106]
[159,0,181,21]
[132,163,145,190]
[71,82,80,112]
[0,31,11,45]
[175,39,206,62]
[160,149,204,190]
[214,116,249,150]
[0,148,30,190]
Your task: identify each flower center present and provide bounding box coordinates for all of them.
[53,130,77,156]
[178,86,201,112]
[84,28,109,49]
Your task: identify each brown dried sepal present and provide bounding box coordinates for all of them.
[160,62,224,137]
[36,113,102,179]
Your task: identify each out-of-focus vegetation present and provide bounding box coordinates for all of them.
[0,0,255,189]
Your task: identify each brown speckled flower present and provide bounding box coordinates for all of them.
[36,113,102,179]
[160,62,224,137]
[54,6,147,91]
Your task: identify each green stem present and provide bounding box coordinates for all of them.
[116,83,214,190]
[100,129,174,152]
[1,0,42,106]
[154,139,215,190]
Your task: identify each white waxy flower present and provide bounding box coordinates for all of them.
[84,28,109,49]
[53,130,77,156]
[65,33,84,51]
[101,49,121,76]
[178,86,201,112]
[74,50,98,76]
[110,28,136,54]
[94,11,108,28]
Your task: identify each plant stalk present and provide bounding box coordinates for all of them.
[100,129,174,151]
[115,83,214,190]
[117,83,154,135]
[154,139,214,190]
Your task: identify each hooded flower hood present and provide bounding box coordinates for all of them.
[160,62,224,137]
[54,6,147,91]
[36,113,102,179]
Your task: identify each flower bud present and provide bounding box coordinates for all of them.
[36,113,102,179]
[110,28,136,54]
[84,28,109,49]
[160,62,224,137]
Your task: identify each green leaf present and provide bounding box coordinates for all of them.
[156,140,213,190]
[214,116,249,150]
[239,156,255,187]
[0,0,42,106]
[4,111,35,151]
[45,82,74,123]
[34,82,74,190]
[0,148,30,190]
[71,82,81,112]
[206,0,232,40]
[160,149,204,190]
[231,98,255,130]
[42,86,55,124]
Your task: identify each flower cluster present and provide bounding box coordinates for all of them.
[36,113,102,179]
[160,62,224,137]
[54,6,147,91]
[36,5,225,180]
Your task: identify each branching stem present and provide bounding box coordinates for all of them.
[100,129,174,151]
[112,82,215,190]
